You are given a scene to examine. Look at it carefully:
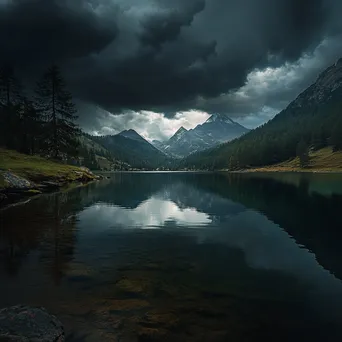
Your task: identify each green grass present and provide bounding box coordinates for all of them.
[0,148,95,185]
[249,147,342,172]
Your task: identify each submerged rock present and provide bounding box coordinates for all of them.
[137,311,179,341]
[38,181,61,191]
[0,305,65,341]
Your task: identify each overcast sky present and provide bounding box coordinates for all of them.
[1,0,342,141]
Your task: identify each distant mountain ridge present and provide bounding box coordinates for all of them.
[92,129,170,169]
[205,113,236,124]
[153,114,249,158]
[118,129,147,142]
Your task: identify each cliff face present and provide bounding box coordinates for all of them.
[289,58,342,109]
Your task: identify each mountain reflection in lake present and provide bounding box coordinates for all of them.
[1,172,342,341]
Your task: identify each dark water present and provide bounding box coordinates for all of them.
[1,172,342,341]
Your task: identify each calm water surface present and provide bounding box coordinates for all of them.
[1,172,342,341]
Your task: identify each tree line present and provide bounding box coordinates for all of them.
[0,65,80,160]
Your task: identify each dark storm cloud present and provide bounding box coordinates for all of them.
[139,0,206,48]
[1,0,342,123]
[73,0,339,115]
[201,34,342,119]
[0,0,118,69]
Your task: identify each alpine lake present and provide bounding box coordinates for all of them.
[1,172,342,341]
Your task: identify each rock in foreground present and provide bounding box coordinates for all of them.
[0,305,64,342]
[2,172,35,190]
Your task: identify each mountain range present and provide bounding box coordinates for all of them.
[80,114,249,170]
[152,114,249,158]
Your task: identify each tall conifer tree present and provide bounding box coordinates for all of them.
[35,65,79,159]
[0,65,24,148]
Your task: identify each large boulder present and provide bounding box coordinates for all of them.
[0,305,64,341]
[1,172,34,190]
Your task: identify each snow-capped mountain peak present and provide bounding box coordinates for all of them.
[168,126,188,143]
[175,126,187,134]
[152,114,249,158]
[118,129,146,142]
[205,113,235,124]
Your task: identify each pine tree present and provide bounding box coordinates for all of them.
[0,65,24,148]
[35,65,79,159]
[19,100,42,154]
[296,139,309,168]
[0,65,23,106]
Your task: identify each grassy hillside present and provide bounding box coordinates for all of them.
[246,147,342,172]
[0,148,95,186]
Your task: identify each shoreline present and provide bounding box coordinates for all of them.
[221,168,342,174]
[0,179,99,211]
[0,170,101,210]
[0,148,102,209]
[2,167,342,209]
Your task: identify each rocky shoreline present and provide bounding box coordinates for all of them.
[0,169,102,209]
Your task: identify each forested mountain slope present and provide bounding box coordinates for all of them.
[180,58,342,170]
[79,134,132,171]
[93,130,171,169]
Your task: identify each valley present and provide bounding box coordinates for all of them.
[78,114,250,171]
